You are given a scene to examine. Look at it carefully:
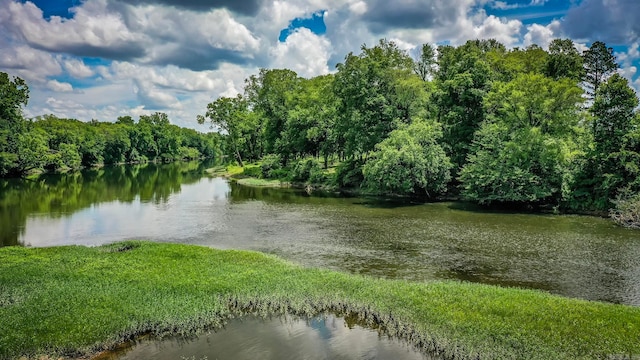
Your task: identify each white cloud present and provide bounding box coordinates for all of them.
[63,58,94,78]
[46,80,73,92]
[616,43,640,94]
[523,20,560,49]
[0,45,62,82]
[270,28,331,77]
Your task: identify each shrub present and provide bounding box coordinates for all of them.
[242,165,262,178]
[334,159,364,188]
[260,154,282,178]
[291,158,322,183]
[611,193,640,229]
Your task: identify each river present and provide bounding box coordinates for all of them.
[1,161,639,306]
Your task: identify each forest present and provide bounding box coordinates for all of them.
[0,77,222,178]
[197,38,640,219]
[2,38,640,220]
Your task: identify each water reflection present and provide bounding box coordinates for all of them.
[0,161,214,246]
[97,315,427,360]
[1,162,639,306]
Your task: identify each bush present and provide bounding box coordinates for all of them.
[291,158,322,183]
[242,165,262,178]
[611,193,640,229]
[260,154,282,178]
[334,159,364,188]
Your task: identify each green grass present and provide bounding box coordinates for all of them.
[1,241,639,360]
[234,177,289,187]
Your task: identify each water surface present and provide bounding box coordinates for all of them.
[1,162,639,305]
[97,314,427,360]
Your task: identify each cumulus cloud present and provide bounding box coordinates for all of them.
[617,43,640,94]
[523,20,560,49]
[270,28,331,77]
[5,0,146,60]
[46,80,74,92]
[562,0,640,43]
[2,0,260,71]
[63,58,94,78]
[2,0,637,130]
[0,45,62,82]
[361,0,477,33]
[112,0,263,15]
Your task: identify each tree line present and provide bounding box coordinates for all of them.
[198,38,640,212]
[0,75,223,177]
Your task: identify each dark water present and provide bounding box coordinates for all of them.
[1,161,639,306]
[96,314,426,360]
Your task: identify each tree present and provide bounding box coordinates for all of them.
[0,72,29,130]
[583,41,618,100]
[434,40,494,170]
[591,74,639,156]
[334,39,418,159]
[284,74,338,167]
[413,43,436,81]
[460,73,584,205]
[245,68,299,159]
[546,38,583,81]
[363,119,451,196]
[580,74,640,207]
[198,95,250,167]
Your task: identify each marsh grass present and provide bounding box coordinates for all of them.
[1,241,639,360]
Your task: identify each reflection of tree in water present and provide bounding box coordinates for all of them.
[0,160,213,247]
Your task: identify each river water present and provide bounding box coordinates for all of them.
[1,161,639,306]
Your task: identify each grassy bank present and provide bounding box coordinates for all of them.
[1,242,639,359]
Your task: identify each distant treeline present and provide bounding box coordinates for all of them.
[198,38,640,212]
[0,74,222,177]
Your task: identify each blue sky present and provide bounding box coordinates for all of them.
[1,0,638,129]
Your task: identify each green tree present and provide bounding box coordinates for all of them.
[578,74,640,207]
[198,95,251,167]
[460,73,584,204]
[545,38,583,81]
[0,72,29,130]
[413,43,436,81]
[582,41,618,100]
[245,68,299,159]
[334,39,418,159]
[434,40,494,170]
[591,74,639,156]
[363,119,452,196]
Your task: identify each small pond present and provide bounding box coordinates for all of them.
[95,314,428,360]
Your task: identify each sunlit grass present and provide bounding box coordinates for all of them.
[1,241,639,359]
[234,178,288,187]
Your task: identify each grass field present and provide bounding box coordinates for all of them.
[1,241,639,359]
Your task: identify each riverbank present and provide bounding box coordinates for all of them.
[1,241,638,360]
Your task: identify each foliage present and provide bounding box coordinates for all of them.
[334,39,419,158]
[260,154,282,179]
[434,40,494,169]
[545,39,583,81]
[571,74,640,210]
[591,74,639,156]
[1,242,639,360]
[582,41,618,99]
[241,165,262,178]
[363,120,451,196]
[0,80,221,177]
[0,72,29,130]
[611,193,640,229]
[334,159,365,188]
[460,73,583,204]
[290,158,323,183]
